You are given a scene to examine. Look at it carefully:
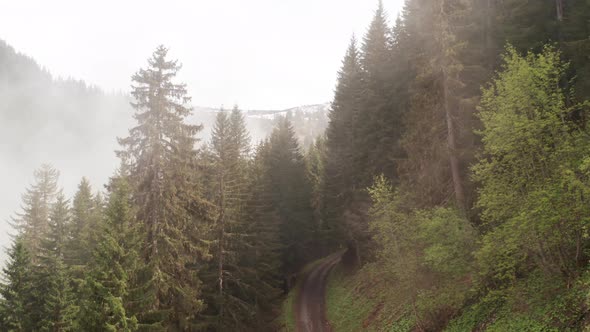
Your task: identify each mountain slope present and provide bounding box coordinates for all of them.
[0,40,329,267]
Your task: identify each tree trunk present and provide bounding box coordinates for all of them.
[442,69,466,211]
[217,170,225,321]
[555,0,564,21]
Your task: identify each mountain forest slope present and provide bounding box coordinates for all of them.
[3,0,590,331]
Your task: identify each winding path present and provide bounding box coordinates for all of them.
[295,253,342,332]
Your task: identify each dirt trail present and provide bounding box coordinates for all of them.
[295,253,342,332]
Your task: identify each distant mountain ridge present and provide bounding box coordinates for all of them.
[194,103,329,117]
[191,103,329,146]
[0,39,329,268]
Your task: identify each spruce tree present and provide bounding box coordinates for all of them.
[399,0,481,211]
[64,177,101,299]
[323,37,364,253]
[242,141,283,320]
[200,106,256,330]
[8,165,60,330]
[267,117,315,274]
[11,164,59,259]
[305,136,327,255]
[78,176,139,332]
[117,45,212,330]
[36,193,77,332]
[0,238,35,332]
[359,1,403,183]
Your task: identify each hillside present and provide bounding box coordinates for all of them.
[0,40,329,268]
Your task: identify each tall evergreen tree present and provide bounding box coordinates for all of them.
[65,178,100,292]
[200,105,257,330]
[36,193,77,332]
[323,37,364,253]
[240,141,283,327]
[78,176,139,332]
[305,136,326,254]
[117,45,212,330]
[267,117,315,274]
[11,164,59,259]
[0,238,35,332]
[398,0,483,211]
[359,1,404,182]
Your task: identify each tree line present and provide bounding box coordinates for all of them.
[320,0,590,330]
[0,46,318,331]
[2,0,590,330]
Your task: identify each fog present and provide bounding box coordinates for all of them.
[0,0,404,266]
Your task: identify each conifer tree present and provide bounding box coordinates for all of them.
[305,136,326,252]
[11,164,59,259]
[267,117,314,273]
[0,238,35,332]
[399,0,479,211]
[78,176,139,332]
[322,36,368,256]
[65,178,99,291]
[200,106,256,330]
[117,45,212,330]
[359,1,404,183]
[242,141,283,318]
[8,165,61,330]
[36,193,77,332]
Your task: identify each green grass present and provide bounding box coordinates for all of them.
[325,263,414,332]
[281,287,297,332]
[325,265,377,331]
[324,257,590,332]
[445,270,589,332]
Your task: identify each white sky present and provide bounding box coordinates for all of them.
[0,0,404,110]
[0,0,405,263]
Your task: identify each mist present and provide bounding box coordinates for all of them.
[0,40,330,266]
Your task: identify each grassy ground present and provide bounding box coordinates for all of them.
[325,263,414,332]
[325,260,590,331]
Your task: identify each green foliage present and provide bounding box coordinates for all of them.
[11,164,59,258]
[473,45,590,285]
[0,239,35,332]
[267,117,315,273]
[36,193,78,331]
[323,36,367,256]
[117,45,213,330]
[367,175,476,329]
[199,105,262,330]
[78,176,139,331]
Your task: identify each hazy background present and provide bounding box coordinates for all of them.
[0,0,404,263]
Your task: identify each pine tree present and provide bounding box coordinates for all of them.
[0,238,35,332]
[66,177,98,264]
[8,165,60,330]
[36,193,77,332]
[63,177,102,301]
[359,1,404,183]
[199,106,257,330]
[242,141,283,321]
[305,136,326,254]
[78,176,139,332]
[267,117,315,274]
[11,164,59,259]
[323,37,364,252]
[398,0,482,211]
[117,45,212,330]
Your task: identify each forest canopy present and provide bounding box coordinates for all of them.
[2,0,590,331]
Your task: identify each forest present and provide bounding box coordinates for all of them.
[2,0,590,331]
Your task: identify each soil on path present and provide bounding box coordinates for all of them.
[295,253,342,332]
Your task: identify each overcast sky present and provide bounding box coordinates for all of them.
[1,0,404,110]
[0,0,405,263]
